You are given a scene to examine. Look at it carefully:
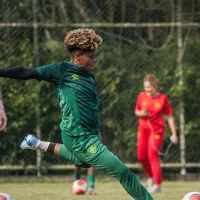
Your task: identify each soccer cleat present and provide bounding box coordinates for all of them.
[148,184,161,194]
[87,188,97,195]
[147,178,154,190]
[20,134,39,150]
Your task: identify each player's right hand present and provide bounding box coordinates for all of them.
[140,109,149,117]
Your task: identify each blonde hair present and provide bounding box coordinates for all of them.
[64,28,103,52]
[144,74,159,89]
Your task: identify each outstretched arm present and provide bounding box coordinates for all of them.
[0,67,38,80]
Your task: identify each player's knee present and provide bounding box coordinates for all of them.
[117,165,129,175]
[149,156,159,163]
[115,165,133,182]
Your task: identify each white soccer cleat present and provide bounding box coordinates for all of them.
[147,178,154,190]
[148,184,161,194]
[20,134,39,150]
[87,188,97,195]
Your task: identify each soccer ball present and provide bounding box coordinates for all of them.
[182,192,200,200]
[0,193,14,200]
[72,179,87,195]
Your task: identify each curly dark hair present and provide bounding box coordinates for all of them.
[64,28,103,52]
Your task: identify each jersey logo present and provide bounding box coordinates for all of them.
[154,134,161,140]
[142,101,147,107]
[154,102,161,109]
[87,144,97,154]
[72,74,79,80]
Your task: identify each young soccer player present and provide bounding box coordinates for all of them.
[0,88,7,131]
[0,28,154,200]
[135,74,178,193]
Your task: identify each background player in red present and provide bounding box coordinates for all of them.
[135,74,178,194]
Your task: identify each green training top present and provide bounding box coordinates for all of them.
[35,62,100,136]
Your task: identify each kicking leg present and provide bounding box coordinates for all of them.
[21,134,153,199]
[20,134,90,168]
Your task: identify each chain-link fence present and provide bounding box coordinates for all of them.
[0,0,200,175]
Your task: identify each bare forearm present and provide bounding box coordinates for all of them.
[0,100,5,114]
[0,88,7,130]
[0,88,5,108]
[168,116,177,136]
[135,109,149,117]
[0,88,3,101]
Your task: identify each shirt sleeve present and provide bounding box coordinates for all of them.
[35,63,63,83]
[0,67,38,80]
[135,93,142,111]
[163,96,173,115]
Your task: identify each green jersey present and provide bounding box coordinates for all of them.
[35,62,100,136]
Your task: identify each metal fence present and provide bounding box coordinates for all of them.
[0,0,200,176]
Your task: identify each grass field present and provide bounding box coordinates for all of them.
[0,181,199,200]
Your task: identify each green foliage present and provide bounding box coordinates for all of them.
[0,1,200,167]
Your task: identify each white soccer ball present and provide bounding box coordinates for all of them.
[72,179,87,195]
[182,192,200,200]
[0,193,14,200]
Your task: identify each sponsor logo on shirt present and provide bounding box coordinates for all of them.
[87,144,97,154]
[72,74,79,80]
[154,134,161,140]
[142,101,147,107]
[154,102,161,109]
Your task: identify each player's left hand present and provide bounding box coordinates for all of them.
[0,102,7,131]
[170,135,178,144]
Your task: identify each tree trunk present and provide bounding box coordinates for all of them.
[177,0,186,176]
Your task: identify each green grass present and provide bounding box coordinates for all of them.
[0,181,199,200]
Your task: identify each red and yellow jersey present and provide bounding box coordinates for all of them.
[135,92,173,132]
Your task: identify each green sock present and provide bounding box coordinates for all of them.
[87,174,95,189]
[74,171,81,180]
